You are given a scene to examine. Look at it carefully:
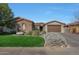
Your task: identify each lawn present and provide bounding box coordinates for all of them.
[0,35,44,47]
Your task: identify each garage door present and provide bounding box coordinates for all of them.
[47,25,61,32]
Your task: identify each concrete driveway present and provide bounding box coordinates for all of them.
[0,33,79,55]
[62,33,79,47]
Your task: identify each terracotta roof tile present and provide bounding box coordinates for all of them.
[15,17,33,23]
[35,23,45,26]
[46,20,66,25]
[69,21,79,25]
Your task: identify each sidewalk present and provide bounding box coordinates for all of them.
[0,47,79,55]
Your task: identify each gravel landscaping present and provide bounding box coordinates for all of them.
[44,32,68,47]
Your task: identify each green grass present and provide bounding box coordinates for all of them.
[0,35,44,47]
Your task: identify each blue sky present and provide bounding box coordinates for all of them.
[9,3,79,24]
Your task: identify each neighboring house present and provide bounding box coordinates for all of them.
[35,23,45,31]
[68,22,79,34]
[15,17,34,33]
[43,21,66,33]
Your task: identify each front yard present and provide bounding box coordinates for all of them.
[0,35,44,47]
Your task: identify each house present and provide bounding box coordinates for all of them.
[35,23,45,31]
[15,18,68,34]
[15,17,34,34]
[15,17,66,34]
[43,21,66,33]
[68,21,79,34]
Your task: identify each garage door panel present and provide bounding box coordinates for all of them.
[47,25,61,32]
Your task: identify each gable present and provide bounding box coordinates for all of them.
[16,20,33,27]
[47,21,64,25]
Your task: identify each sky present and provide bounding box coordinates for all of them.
[8,3,79,24]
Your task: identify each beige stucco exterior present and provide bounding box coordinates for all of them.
[69,25,79,33]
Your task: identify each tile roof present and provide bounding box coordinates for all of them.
[46,20,66,25]
[15,17,33,23]
[69,21,79,25]
[35,23,45,26]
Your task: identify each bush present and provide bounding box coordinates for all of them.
[32,30,40,36]
[25,31,32,35]
[0,32,11,35]
[40,31,46,35]
[25,30,40,36]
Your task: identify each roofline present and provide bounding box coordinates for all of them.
[15,17,34,23]
[45,21,66,25]
[68,22,79,26]
[68,23,79,26]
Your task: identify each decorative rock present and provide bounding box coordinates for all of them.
[16,32,24,35]
[44,32,68,48]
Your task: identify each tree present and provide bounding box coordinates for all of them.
[0,3,14,28]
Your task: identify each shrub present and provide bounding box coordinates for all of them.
[40,31,46,35]
[32,30,40,36]
[25,30,40,36]
[26,31,32,35]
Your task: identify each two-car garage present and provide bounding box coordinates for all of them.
[44,21,65,33]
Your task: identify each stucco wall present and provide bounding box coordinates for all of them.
[69,25,79,33]
[16,20,33,33]
[61,25,65,33]
[43,25,48,33]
